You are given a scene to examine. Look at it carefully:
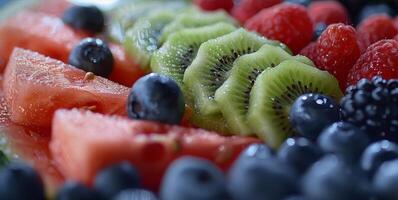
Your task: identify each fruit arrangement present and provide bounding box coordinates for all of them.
[0,0,398,199]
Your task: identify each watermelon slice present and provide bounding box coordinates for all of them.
[50,109,260,190]
[3,48,129,128]
[0,11,144,86]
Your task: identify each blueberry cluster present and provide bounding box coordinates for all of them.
[341,76,398,141]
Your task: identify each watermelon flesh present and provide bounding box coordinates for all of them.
[0,11,144,86]
[50,109,260,190]
[3,48,129,128]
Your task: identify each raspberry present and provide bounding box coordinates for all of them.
[244,3,313,54]
[313,23,360,89]
[356,14,398,52]
[193,0,234,12]
[395,34,398,41]
[347,39,398,87]
[231,0,281,24]
[341,76,398,141]
[307,1,349,25]
[299,42,317,62]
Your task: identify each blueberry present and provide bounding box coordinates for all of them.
[373,159,398,200]
[289,93,340,140]
[114,189,158,200]
[302,155,369,200]
[235,143,273,162]
[127,73,185,125]
[160,156,227,200]
[55,181,103,200]
[313,23,327,41]
[318,122,369,163]
[277,137,323,174]
[358,3,396,22]
[284,0,311,7]
[62,5,105,33]
[360,140,398,177]
[0,163,45,200]
[283,196,309,200]
[93,162,140,199]
[228,156,297,200]
[68,38,114,77]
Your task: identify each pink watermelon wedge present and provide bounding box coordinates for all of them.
[50,109,260,190]
[3,48,129,128]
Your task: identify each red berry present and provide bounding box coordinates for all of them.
[313,23,360,89]
[231,0,281,24]
[308,0,349,25]
[244,3,313,54]
[347,40,398,87]
[299,42,317,62]
[394,16,398,30]
[194,0,234,12]
[394,34,398,41]
[356,14,398,52]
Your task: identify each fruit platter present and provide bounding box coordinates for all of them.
[0,0,398,199]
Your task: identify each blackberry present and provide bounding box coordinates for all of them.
[341,76,398,141]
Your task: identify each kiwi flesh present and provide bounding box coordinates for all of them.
[124,11,176,71]
[158,10,237,44]
[247,60,343,149]
[151,23,236,87]
[183,29,275,116]
[214,44,314,136]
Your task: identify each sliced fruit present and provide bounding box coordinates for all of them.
[0,11,144,86]
[158,9,237,44]
[50,109,260,190]
[3,48,129,128]
[247,60,343,148]
[151,23,236,87]
[183,29,268,115]
[124,11,175,71]
[215,44,313,136]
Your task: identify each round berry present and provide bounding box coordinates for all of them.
[68,38,114,77]
[313,23,327,40]
[360,140,398,177]
[160,156,227,200]
[0,163,45,200]
[93,162,140,199]
[236,143,273,162]
[127,73,185,125]
[114,189,158,200]
[373,159,398,200]
[278,137,323,174]
[55,181,103,200]
[283,196,309,200]
[284,0,311,7]
[289,93,340,140]
[62,5,105,33]
[228,156,297,200]
[318,122,370,163]
[358,3,396,23]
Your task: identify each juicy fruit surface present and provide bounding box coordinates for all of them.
[62,5,105,34]
[50,109,260,190]
[4,48,129,127]
[231,0,282,24]
[307,1,349,25]
[0,11,144,86]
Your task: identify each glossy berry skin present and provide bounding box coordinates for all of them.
[318,122,369,163]
[228,156,297,200]
[360,140,398,177]
[299,42,317,62]
[302,155,369,200]
[160,157,227,200]
[0,163,45,200]
[127,73,185,125]
[313,23,327,40]
[245,3,313,54]
[194,0,234,12]
[277,137,323,174]
[347,40,398,87]
[231,0,281,24]
[68,38,114,77]
[373,159,398,200]
[62,5,105,33]
[284,0,311,7]
[114,189,158,200]
[93,162,140,199]
[55,181,103,200]
[289,93,340,140]
[308,1,349,25]
[235,143,273,163]
[358,3,396,23]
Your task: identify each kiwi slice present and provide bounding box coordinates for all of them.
[183,29,273,115]
[214,44,313,136]
[247,60,343,148]
[124,11,176,71]
[151,23,236,87]
[158,10,237,44]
